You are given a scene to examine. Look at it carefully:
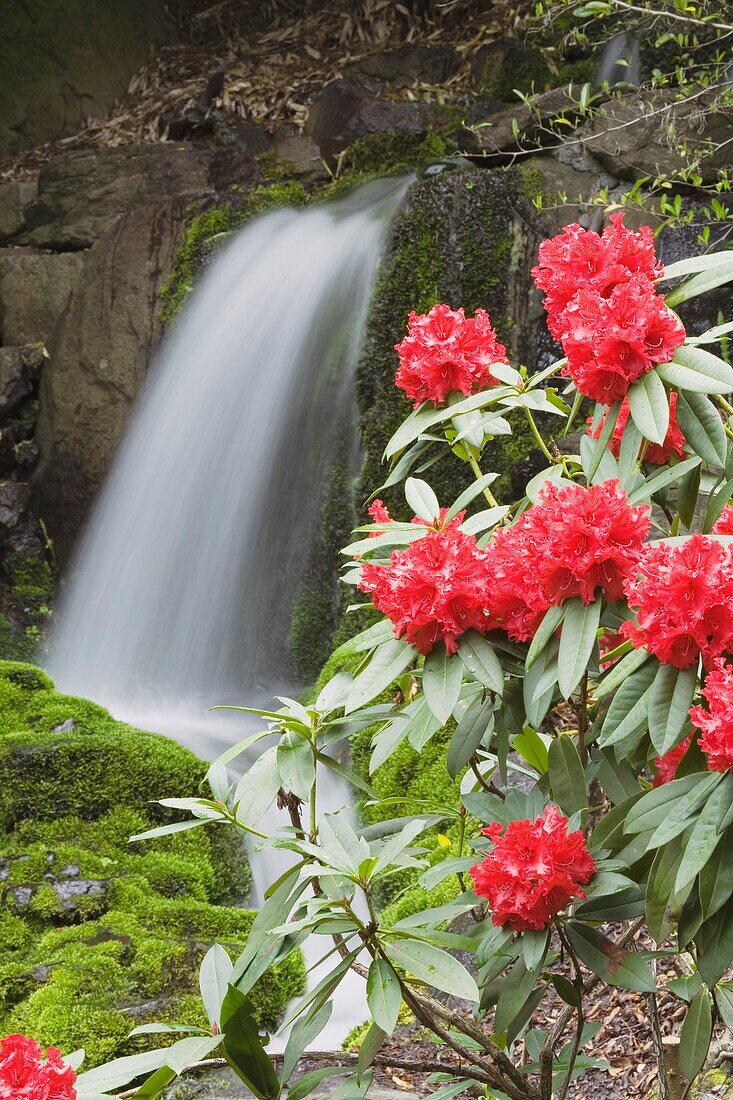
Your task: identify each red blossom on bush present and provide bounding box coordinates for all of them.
[652,735,695,787]
[470,805,596,931]
[622,535,733,668]
[588,392,686,466]
[713,504,733,535]
[0,1033,76,1100]
[478,510,552,642]
[358,523,492,654]
[394,303,508,407]
[690,659,733,773]
[532,214,685,403]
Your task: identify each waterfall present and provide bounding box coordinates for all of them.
[47,177,407,753]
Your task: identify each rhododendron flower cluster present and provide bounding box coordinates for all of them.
[653,735,695,787]
[0,1033,76,1100]
[395,303,509,407]
[482,479,650,641]
[359,518,493,654]
[691,659,733,773]
[622,535,733,668]
[470,805,596,931]
[588,393,686,466]
[713,505,733,535]
[532,214,685,404]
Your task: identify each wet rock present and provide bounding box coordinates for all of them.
[458,87,588,161]
[0,180,37,241]
[0,481,31,530]
[21,144,256,249]
[34,198,190,561]
[0,347,32,418]
[470,36,551,101]
[0,248,86,344]
[306,77,427,163]
[14,439,39,468]
[343,45,458,86]
[584,88,733,182]
[52,877,108,912]
[267,131,328,181]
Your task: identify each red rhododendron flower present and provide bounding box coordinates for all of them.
[395,303,508,407]
[622,535,733,668]
[359,523,493,654]
[691,659,733,773]
[479,509,552,642]
[0,1033,76,1100]
[599,629,625,667]
[470,804,596,931]
[652,734,694,787]
[532,215,684,403]
[713,504,733,536]
[588,393,686,466]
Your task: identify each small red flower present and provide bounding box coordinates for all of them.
[691,659,733,773]
[713,504,733,536]
[652,735,694,787]
[622,535,733,668]
[359,523,493,654]
[395,303,508,407]
[0,1033,76,1100]
[470,805,596,931]
[588,392,686,466]
[479,510,552,642]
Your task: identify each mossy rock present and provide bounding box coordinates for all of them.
[0,663,308,1065]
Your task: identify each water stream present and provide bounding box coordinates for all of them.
[47,175,409,1047]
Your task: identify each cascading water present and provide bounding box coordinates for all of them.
[47,176,409,1048]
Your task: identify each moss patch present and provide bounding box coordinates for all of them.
[0,661,305,1065]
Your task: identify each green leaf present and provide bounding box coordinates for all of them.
[648,663,697,755]
[345,638,416,714]
[549,735,587,818]
[232,747,282,828]
[647,772,723,849]
[220,985,279,1100]
[523,637,559,728]
[513,728,550,774]
[457,630,504,693]
[366,958,402,1035]
[595,647,652,699]
[129,818,211,843]
[575,886,644,922]
[526,603,565,672]
[280,1004,332,1085]
[699,840,733,921]
[676,391,727,467]
[697,899,733,989]
[288,1067,352,1100]
[131,1067,178,1099]
[627,370,669,445]
[679,990,712,1081]
[557,597,600,700]
[675,776,733,894]
[493,957,539,1036]
[522,928,550,972]
[565,923,656,992]
[422,644,463,724]
[199,945,233,1029]
[383,937,479,1002]
[585,400,621,482]
[277,732,315,802]
[599,660,657,747]
[405,477,440,523]
[552,974,581,1007]
[627,456,702,504]
[658,345,733,395]
[665,255,733,307]
[446,473,499,519]
[625,773,711,836]
[447,694,493,778]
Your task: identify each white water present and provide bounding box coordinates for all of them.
[47,176,408,1047]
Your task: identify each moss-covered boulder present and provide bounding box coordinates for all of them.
[0,661,305,1065]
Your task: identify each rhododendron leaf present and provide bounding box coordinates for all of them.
[345,638,416,714]
[458,631,504,694]
[580,432,620,485]
[494,956,546,1037]
[702,475,733,532]
[662,252,733,283]
[646,839,684,944]
[342,527,425,557]
[278,732,315,802]
[385,391,511,459]
[628,370,669,446]
[699,841,733,922]
[490,361,523,386]
[697,899,733,989]
[679,990,713,1081]
[370,698,429,772]
[552,974,581,1007]
[524,640,559,729]
[219,985,279,1099]
[331,619,394,657]
[459,505,510,535]
[598,660,657,746]
[319,811,369,875]
[513,728,550,775]
[646,773,723,848]
[658,346,733,395]
[591,792,644,852]
[526,603,565,672]
[447,694,494,777]
[648,663,698,755]
[280,1003,332,1086]
[665,254,733,308]
[596,649,652,703]
[676,391,727,467]
[525,462,567,503]
[451,406,486,449]
[522,928,550,972]
[678,462,702,529]
[688,320,733,348]
[233,747,281,828]
[715,983,733,1034]
[366,958,402,1035]
[592,747,642,804]
[405,477,440,523]
[616,417,644,491]
[558,597,601,700]
[423,644,463,724]
[549,734,587,818]
[675,777,733,895]
[447,473,499,520]
[383,937,479,1002]
[576,885,645,923]
[199,944,233,1029]
[127,1066,178,1098]
[584,400,621,482]
[565,922,656,992]
[129,818,212,842]
[418,856,475,890]
[624,774,708,836]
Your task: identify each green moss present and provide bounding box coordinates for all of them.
[472,39,552,102]
[4,552,54,599]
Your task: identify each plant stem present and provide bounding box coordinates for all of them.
[715,394,733,417]
[467,450,500,507]
[523,407,555,464]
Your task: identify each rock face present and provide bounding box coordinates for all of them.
[0,0,176,155]
[0,250,86,345]
[306,78,428,163]
[0,182,38,242]
[21,144,257,250]
[33,200,190,562]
